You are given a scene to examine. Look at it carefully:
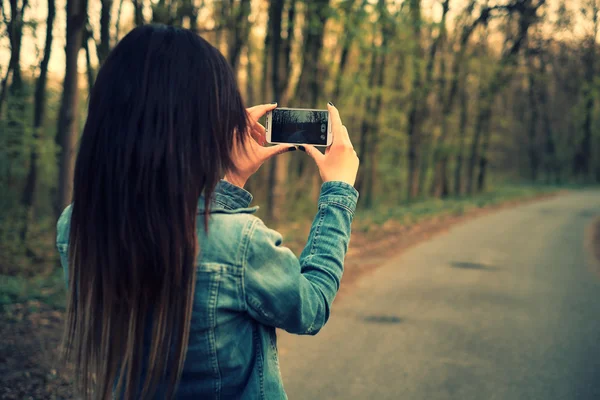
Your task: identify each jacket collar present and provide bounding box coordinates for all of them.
[198,180,258,214]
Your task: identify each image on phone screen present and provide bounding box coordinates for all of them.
[270,109,329,145]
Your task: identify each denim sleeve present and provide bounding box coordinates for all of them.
[56,204,73,287]
[243,181,359,335]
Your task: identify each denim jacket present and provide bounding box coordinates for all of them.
[56,180,358,399]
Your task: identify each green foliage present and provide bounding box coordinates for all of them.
[0,79,61,268]
[1,0,600,312]
[0,268,65,309]
[355,185,558,229]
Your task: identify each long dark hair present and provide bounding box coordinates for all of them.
[62,25,248,399]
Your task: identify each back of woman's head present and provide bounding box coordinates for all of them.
[63,24,247,399]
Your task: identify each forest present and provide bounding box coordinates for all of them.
[0,0,599,272]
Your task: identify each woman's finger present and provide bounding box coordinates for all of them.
[247,103,278,122]
[253,122,266,136]
[260,144,294,161]
[300,145,325,166]
[341,125,353,148]
[252,123,266,145]
[250,126,264,145]
[327,103,343,146]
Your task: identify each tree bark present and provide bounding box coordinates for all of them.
[228,0,251,70]
[132,0,144,26]
[294,0,330,107]
[361,0,391,207]
[453,72,469,195]
[82,29,95,92]
[0,0,28,117]
[332,0,365,100]
[279,0,296,102]
[20,0,55,242]
[471,0,545,192]
[245,43,255,105]
[527,56,539,182]
[538,54,558,183]
[431,0,479,197]
[356,32,378,196]
[98,0,113,64]
[287,0,330,203]
[56,0,88,217]
[406,0,423,201]
[575,27,596,180]
[265,0,285,222]
[114,0,125,44]
[260,2,272,102]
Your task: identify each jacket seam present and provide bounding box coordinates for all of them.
[253,324,265,399]
[240,218,259,313]
[318,200,356,216]
[208,269,222,399]
[309,204,326,256]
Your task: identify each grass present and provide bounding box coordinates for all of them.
[0,268,66,310]
[355,184,559,231]
[277,184,561,251]
[0,184,561,310]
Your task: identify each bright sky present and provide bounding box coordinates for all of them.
[0,0,594,85]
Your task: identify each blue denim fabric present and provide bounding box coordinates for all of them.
[56,180,358,399]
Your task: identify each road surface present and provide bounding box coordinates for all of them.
[278,191,600,400]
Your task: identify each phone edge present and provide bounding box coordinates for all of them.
[266,108,332,147]
[265,111,273,143]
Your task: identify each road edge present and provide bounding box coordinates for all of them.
[337,191,564,298]
[584,217,600,279]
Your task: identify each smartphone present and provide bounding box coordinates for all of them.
[265,107,332,147]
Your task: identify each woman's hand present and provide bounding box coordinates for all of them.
[301,103,360,186]
[225,103,293,188]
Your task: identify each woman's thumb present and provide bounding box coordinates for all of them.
[262,144,294,160]
[300,145,325,165]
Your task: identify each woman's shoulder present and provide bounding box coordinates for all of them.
[56,204,73,248]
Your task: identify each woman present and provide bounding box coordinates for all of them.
[56,24,359,399]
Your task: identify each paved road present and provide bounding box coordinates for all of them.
[278,191,600,400]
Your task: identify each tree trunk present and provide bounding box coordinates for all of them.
[265,0,285,221]
[294,0,330,107]
[228,0,251,71]
[575,38,595,180]
[3,0,29,191]
[527,59,539,182]
[245,43,255,105]
[475,1,544,192]
[453,73,469,195]
[476,113,492,191]
[332,0,365,100]
[82,30,95,92]
[132,0,144,26]
[0,65,13,119]
[7,0,27,92]
[20,0,55,242]
[56,0,88,217]
[538,56,558,183]
[466,94,490,194]
[574,0,597,181]
[261,3,272,102]
[406,106,420,200]
[98,0,113,63]
[289,0,330,202]
[431,0,480,197]
[406,0,423,201]
[0,0,28,117]
[280,0,296,102]
[355,33,379,195]
[114,0,125,44]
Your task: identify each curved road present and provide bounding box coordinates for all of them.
[278,191,600,400]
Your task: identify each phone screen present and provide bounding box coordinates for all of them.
[270,109,329,145]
